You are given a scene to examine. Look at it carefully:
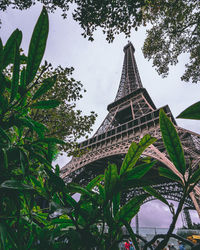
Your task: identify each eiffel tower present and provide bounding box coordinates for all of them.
[61,42,200,217]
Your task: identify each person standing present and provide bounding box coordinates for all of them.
[178,241,185,250]
[125,240,130,250]
[129,239,135,250]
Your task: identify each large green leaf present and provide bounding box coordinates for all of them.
[86,174,104,191]
[189,166,200,184]
[113,193,120,217]
[159,109,186,175]
[159,167,182,183]
[30,99,60,109]
[115,194,148,224]
[19,148,29,175]
[105,163,119,200]
[0,180,34,190]
[121,161,156,181]
[32,75,57,100]
[177,101,200,120]
[10,42,20,103]
[2,29,22,69]
[26,7,49,85]
[98,184,105,200]
[62,193,77,208]
[120,135,156,175]
[19,67,26,93]
[143,186,169,206]
[67,183,93,198]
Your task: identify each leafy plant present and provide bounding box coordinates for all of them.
[0,6,68,249]
[143,109,200,250]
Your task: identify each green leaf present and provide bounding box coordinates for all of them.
[26,7,49,85]
[0,95,8,113]
[98,184,105,200]
[37,137,65,145]
[19,148,29,175]
[50,218,73,226]
[32,75,57,100]
[30,176,43,189]
[10,42,20,103]
[45,167,66,192]
[113,193,120,217]
[0,127,11,144]
[2,29,22,69]
[189,166,200,184]
[30,99,60,109]
[159,109,186,175]
[0,180,34,190]
[121,161,156,180]
[86,174,104,190]
[19,67,26,92]
[143,186,169,206]
[30,152,51,166]
[159,167,182,183]
[177,101,200,120]
[28,119,47,137]
[14,117,47,138]
[0,223,6,250]
[103,203,114,227]
[0,222,18,249]
[115,194,148,224]
[63,193,77,208]
[105,163,119,200]
[120,135,156,175]
[0,149,8,169]
[67,183,93,198]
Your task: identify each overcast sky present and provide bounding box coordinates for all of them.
[1,4,199,228]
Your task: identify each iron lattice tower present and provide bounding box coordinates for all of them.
[61,42,200,216]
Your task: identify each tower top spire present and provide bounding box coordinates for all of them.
[114,41,143,101]
[123,41,135,53]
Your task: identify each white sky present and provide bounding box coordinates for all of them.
[1,4,199,228]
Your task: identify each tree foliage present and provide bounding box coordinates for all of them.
[14,62,96,155]
[1,0,199,83]
[142,0,200,83]
[4,48,96,156]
